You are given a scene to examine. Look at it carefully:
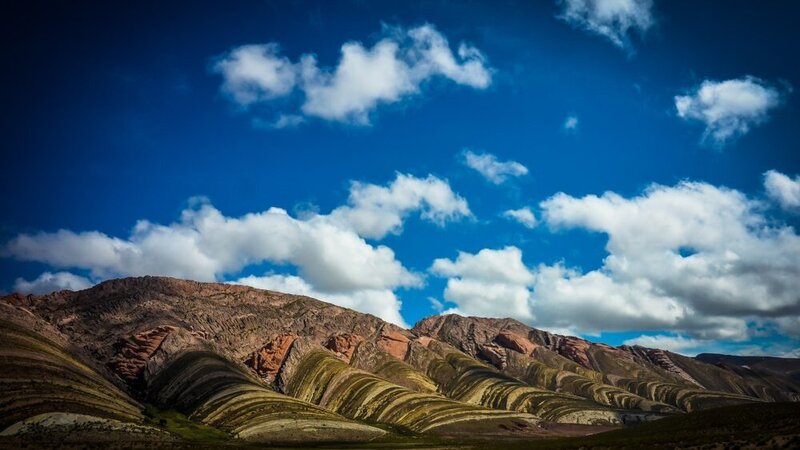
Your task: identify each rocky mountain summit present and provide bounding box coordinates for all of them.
[1,276,799,446]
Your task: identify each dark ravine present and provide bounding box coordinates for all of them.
[1,276,799,446]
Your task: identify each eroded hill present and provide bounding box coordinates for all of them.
[1,276,798,446]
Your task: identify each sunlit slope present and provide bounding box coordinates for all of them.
[0,308,144,430]
[146,350,386,443]
[508,349,675,413]
[279,341,541,433]
[407,339,642,424]
[349,340,439,393]
[413,314,765,413]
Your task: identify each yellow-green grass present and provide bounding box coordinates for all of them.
[438,351,629,424]
[505,352,678,414]
[508,345,759,414]
[146,351,386,444]
[281,349,540,433]
[611,377,761,412]
[349,343,439,393]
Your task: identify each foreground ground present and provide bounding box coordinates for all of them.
[1,402,799,449]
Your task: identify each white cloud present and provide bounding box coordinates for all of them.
[503,207,538,228]
[675,76,785,145]
[212,44,297,106]
[430,247,536,321]
[730,341,800,358]
[253,114,306,129]
[235,274,407,327]
[13,271,93,295]
[462,150,528,184]
[213,24,492,124]
[558,0,654,50]
[563,115,579,130]
[622,334,706,355]
[3,173,469,326]
[329,173,471,239]
[431,179,800,344]
[428,297,445,312]
[764,169,800,212]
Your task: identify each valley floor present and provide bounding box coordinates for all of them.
[2,403,799,450]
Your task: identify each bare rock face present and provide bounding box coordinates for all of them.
[495,331,537,355]
[141,327,208,385]
[324,333,364,363]
[108,325,177,385]
[479,343,508,369]
[622,346,702,387]
[558,338,592,369]
[377,327,411,360]
[416,336,434,347]
[244,333,297,383]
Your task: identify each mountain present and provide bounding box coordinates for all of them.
[1,276,798,447]
[696,353,800,382]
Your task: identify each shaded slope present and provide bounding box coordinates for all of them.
[0,303,155,436]
[516,402,800,449]
[697,353,800,381]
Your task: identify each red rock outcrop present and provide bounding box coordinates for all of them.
[495,331,537,355]
[558,337,592,369]
[244,333,297,382]
[378,327,410,360]
[108,325,177,385]
[479,343,508,369]
[325,333,364,363]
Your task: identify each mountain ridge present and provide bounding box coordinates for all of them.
[2,276,798,446]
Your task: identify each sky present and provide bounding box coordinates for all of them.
[2,0,799,357]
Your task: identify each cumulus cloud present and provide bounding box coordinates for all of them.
[213,44,297,106]
[764,169,800,212]
[431,247,536,321]
[431,179,800,343]
[503,207,538,228]
[235,273,408,327]
[462,150,528,184]
[622,334,706,355]
[3,173,468,326]
[675,76,785,145]
[558,0,654,50]
[329,173,471,239]
[13,271,93,295]
[213,24,492,124]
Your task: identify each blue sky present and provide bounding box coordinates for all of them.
[2,0,799,356]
